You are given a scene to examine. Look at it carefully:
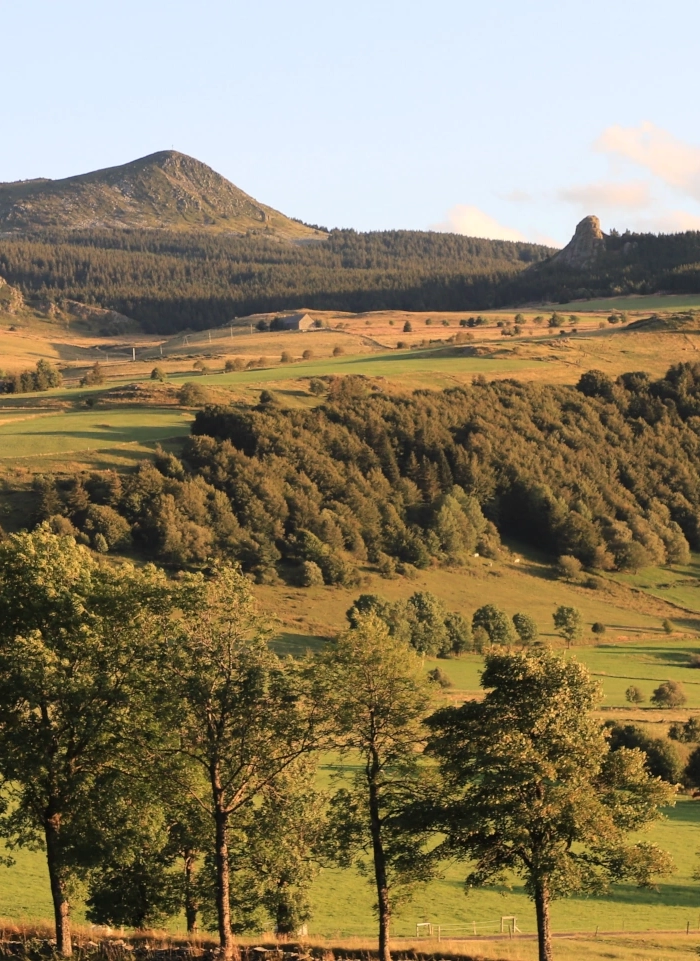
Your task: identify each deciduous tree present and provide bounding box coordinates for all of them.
[0,527,184,955]
[427,649,675,961]
[321,613,435,961]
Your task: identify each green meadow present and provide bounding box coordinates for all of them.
[0,409,193,461]
[190,350,542,389]
[1,797,698,938]
[612,561,700,615]
[547,294,700,313]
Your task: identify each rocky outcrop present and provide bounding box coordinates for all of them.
[0,276,24,314]
[552,215,606,269]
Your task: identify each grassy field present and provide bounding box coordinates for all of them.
[612,560,700,614]
[0,409,193,461]
[544,294,700,313]
[2,798,699,940]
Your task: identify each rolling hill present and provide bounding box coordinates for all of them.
[0,150,321,239]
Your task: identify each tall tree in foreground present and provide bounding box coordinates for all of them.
[321,613,435,961]
[0,527,185,956]
[155,566,321,958]
[426,648,675,961]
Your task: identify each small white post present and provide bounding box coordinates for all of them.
[132,347,136,361]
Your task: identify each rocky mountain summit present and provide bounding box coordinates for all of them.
[551,215,606,268]
[0,151,321,238]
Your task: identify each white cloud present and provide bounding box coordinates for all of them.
[595,122,700,201]
[559,180,652,210]
[432,204,527,241]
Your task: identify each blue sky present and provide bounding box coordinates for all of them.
[3,0,700,245]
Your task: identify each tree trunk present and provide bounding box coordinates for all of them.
[367,751,391,961]
[533,878,553,961]
[44,812,71,957]
[184,849,198,934]
[212,772,234,958]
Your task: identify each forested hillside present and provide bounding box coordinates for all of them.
[31,363,700,580]
[501,227,700,305]
[0,228,552,332]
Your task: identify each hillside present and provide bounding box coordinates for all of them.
[0,150,321,239]
[504,215,700,306]
[0,226,555,333]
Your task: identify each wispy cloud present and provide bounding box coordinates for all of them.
[558,180,652,210]
[432,204,527,241]
[595,122,700,202]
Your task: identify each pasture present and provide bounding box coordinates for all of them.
[1,796,699,941]
[0,408,192,462]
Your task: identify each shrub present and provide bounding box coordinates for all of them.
[662,619,674,635]
[93,533,109,554]
[376,552,397,578]
[428,667,453,688]
[625,685,645,704]
[281,351,293,364]
[444,611,472,655]
[669,716,700,743]
[651,680,687,709]
[686,747,700,787]
[553,605,583,647]
[332,346,345,357]
[299,561,324,587]
[224,358,246,372]
[473,604,515,646]
[472,625,490,653]
[607,722,683,783]
[512,612,539,645]
[79,362,105,387]
[403,321,412,332]
[615,541,651,572]
[302,349,314,361]
[178,382,209,406]
[150,366,167,381]
[689,653,700,669]
[591,622,606,635]
[308,378,326,396]
[557,554,582,579]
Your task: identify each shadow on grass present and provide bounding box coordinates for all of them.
[269,631,327,658]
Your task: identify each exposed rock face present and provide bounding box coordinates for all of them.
[552,215,606,268]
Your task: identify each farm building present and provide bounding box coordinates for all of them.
[271,312,317,331]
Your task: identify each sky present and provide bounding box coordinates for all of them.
[2,0,700,246]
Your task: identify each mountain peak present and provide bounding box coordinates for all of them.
[0,152,321,239]
[552,215,606,268]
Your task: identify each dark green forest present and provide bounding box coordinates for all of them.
[501,228,700,305]
[32,363,700,581]
[3,226,700,331]
[0,228,552,332]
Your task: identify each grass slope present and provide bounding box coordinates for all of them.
[0,152,320,239]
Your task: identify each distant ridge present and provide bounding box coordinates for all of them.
[0,151,322,239]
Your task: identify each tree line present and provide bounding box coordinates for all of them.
[0,358,62,393]
[3,226,700,332]
[0,228,551,333]
[0,528,677,961]
[27,363,700,580]
[499,228,700,305]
